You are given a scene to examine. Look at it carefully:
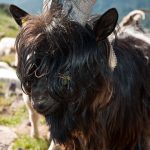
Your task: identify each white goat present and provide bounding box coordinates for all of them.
[0,61,20,97]
[0,61,39,138]
[119,10,146,33]
[118,9,150,42]
[0,37,16,56]
[118,10,150,63]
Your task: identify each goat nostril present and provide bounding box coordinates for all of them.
[31,97,59,115]
[36,101,44,109]
[32,99,48,112]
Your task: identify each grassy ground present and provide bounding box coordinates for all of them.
[0,9,18,38]
[0,82,49,149]
[0,104,27,126]
[12,135,49,150]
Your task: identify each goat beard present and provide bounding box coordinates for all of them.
[45,109,95,149]
[45,110,79,144]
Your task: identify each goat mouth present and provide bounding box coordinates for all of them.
[31,99,59,115]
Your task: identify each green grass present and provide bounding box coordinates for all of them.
[0,10,18,37]
[12,135,49,150]
[40,116,47,125]
[0,105,28,126]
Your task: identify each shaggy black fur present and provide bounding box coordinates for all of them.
[10,5,150,150]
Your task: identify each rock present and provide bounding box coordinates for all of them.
[0,126,17,150]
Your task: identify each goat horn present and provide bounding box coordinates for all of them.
[43,0,96,25]
[43,0,61,12]
[129,10,145,20]
[63,0,96,25]
[119,10,145,28]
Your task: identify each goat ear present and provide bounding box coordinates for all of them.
[94,8,118,41]
[9,5,29,27]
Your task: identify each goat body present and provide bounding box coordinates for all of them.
[10,5,150,150]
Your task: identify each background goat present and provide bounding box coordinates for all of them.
[0,61,40,138]
[0,37,15,56]
[118,9,150,62]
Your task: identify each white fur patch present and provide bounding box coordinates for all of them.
[123,27,150,44]
[109,46,117,71]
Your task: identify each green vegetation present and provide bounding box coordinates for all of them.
[12,135,49,150]
[40,116,46,125]
[0,105,28,126]
[0,4,18,38]
[0,4,10,15]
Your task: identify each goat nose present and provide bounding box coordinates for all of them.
[31,99,50,114]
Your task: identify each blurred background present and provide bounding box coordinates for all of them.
[0,0,150,150]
